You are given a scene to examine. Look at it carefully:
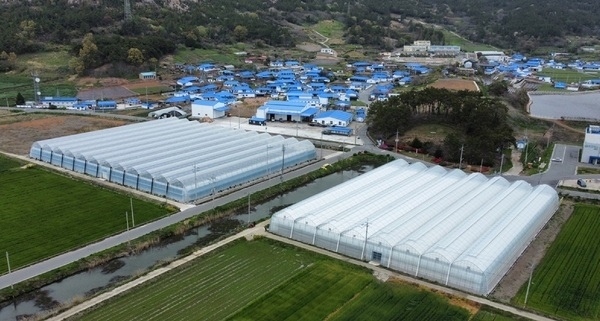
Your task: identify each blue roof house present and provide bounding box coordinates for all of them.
[313,110,353,127]
[191,100,229,119]
[96,100,117,110]
[40,97,78,108]
[255,100,318,122]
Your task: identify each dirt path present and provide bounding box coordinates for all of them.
[552,120,585,134]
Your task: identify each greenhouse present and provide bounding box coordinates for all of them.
[30,118,317,203]
[269,159,559,295]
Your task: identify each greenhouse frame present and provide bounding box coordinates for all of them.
[269,159,559,295]
[30,118,317,203]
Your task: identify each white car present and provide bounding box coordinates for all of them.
[551,158,562,162]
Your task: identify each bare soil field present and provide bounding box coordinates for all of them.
[76,86,138,101]
[0,114,129,155]
[430,79,480,91]
[229,97,269,118]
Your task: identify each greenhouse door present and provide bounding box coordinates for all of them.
[371,251,382,263]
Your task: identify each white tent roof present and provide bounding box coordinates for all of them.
[271,159,559,294]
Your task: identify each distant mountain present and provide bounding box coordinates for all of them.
[0,0,598,58]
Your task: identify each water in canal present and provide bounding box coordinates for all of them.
[0,168,367,321]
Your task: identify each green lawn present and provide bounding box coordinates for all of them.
[173,48,242,66]
[441,30,498,52]
[512,204,600,320]
[0,155,171,273]
[471,306,530,321]
[74,238,479,321]
[312,20,345,39]
[536,69,599,83]
[577,167,600,175]
[130,86,171,95]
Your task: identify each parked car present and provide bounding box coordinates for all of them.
[577,178,587,188]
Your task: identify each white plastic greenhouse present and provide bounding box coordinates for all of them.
[29,118,317,203]
[269,159,559,295]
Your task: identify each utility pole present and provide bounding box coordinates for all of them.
[125,211,129,231]
[480,158,483,173]
[524,264,535,307]
[361,219,369,261]
[5,252,12,289]
[280,145,286,183]
[394,129,399,153]
[459,144,464,169]
[247,192,251,225]
[499,153,505,176]
[130,197,135,227]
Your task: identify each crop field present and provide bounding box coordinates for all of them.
[73,238,489,321]
[513,204,600,320]
[0,155,171,273]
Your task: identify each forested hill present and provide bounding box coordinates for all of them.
[0,0,599,56]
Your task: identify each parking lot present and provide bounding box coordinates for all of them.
[209,116,366,147]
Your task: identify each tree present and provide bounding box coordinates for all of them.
[79,33,99,70]
[233,25,248,42]
[0,51,8,60]
[148,57,158,71]
[488,80,508,96]
[17,20,36,40]
[69,57,85,74]
[15,92,25,105]
[127,48,144,66]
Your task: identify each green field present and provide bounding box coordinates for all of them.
[130,86,171,96]
[0,155,171,273]
[441,30,498,52]
[173,48,242,66]
[513,204,600,320]
[312,20,345,39]
[536,68,599,83]
[73,238,524,321]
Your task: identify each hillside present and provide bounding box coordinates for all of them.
[0,0,599,64]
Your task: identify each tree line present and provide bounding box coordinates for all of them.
[366,88,515,166]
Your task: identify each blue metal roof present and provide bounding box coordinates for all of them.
[40,97,78,102]
[165,96,189,103]
[315,110,353,122]
[300,107,320,117]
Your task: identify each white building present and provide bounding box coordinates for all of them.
[313,110,353,127]
[581,125,600,164]
[477,51,508,63]
[191,100,229,119]
[269,159,559,295]
[320,48,337,57]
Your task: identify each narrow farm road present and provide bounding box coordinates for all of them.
[48,222,557,321]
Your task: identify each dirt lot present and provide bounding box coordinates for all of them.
[0,114,129,155]
[229,97,269,118]
[430,79,480,91]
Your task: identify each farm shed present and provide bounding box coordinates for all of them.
[313,110,353,127]
[29,118,317,203]
[269,159,559,295]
